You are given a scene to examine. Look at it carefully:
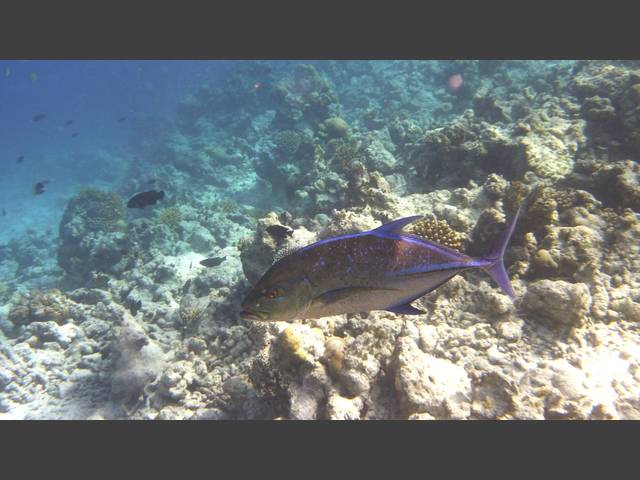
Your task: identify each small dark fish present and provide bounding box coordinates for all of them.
[32,113,46,122]
[65,120,73,126]
[127,298,142,316]
[118,116,127,123]
[200,257,224,268]
[16,155,24,163]
[71,132,80,138]
[126,189,165,209]
[266,224,294,242]
[33,180,49,195]
[1,208,6,217]
[147,178,157,185]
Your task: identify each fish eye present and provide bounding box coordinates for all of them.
[265,288,281,299]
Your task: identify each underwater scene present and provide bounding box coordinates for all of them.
[0,60,639,420]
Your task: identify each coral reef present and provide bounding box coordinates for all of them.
[57,188,128,286]
[2,60,640,420]
[407,218,465,251]
[157,206,182,231]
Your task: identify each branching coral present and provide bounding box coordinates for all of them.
[328,138,364,170]
[157,206,182,231]
[178,294,209,339]
[407,218,465,251]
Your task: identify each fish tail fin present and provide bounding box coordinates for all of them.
[481,207,520,299]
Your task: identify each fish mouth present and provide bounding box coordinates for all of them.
[240,309,268,321]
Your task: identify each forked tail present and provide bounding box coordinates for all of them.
[482,208,520,298]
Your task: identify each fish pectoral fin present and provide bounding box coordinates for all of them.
[314,286,398,306]
[385,302,425,315]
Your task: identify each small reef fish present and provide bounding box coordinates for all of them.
[4,66,11,77]
[71,132,80,138]
[16,155,24,164]
[118,116,127,123]
[1,208,6,217]
[241,209,520,321]
[126,190,165,209]
[29,72,38,83]
[266,224,294,242]
[126,298,142,316]
[65,120,73,126]
[32,180,50,195]
[448,73,463,93]
[200,257,225,267]
[32,113,46,122]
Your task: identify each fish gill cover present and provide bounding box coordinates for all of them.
[0,60,639,420]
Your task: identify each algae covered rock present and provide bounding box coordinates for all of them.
[8,290,72,326]
[321,117,349,138]
[522,279,592,327]
[392,336,471,419]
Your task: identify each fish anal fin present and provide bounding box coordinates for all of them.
[386,302,425,315]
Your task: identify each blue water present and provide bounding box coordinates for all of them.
[0,60,237,241]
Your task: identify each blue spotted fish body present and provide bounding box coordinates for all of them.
[240,210,519,321]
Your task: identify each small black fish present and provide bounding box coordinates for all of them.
[147,178,157,185]
[33,180,49,195]
[65,120,73,126]
[118,116,127,123]
[127,189,165,209]
[71,132,80,138]
[32,113,46,122]
[16,155,24,163]
[200,257,224,268]
[266,224,294,241]
[1,208,6,217]
[127,298,142,316]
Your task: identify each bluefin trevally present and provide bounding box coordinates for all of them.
[240,209,520,321]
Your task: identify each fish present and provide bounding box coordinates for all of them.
[71,132,80,138]
[126,190,165,209]
[447,73,463,93]
[266,224,294,242]
[240,209,520,321]
[29,72,38,83]
[65,120,73,126]
[32,113,46,122]
[118,116,127,123]
[16,155,24,163]
[126,298,142,316]
[200,257,225,268]
[1,208,6,217]
[32,180,50,195]
[4,66,11,77]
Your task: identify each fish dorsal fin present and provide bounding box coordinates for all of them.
[371,215,423,236]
